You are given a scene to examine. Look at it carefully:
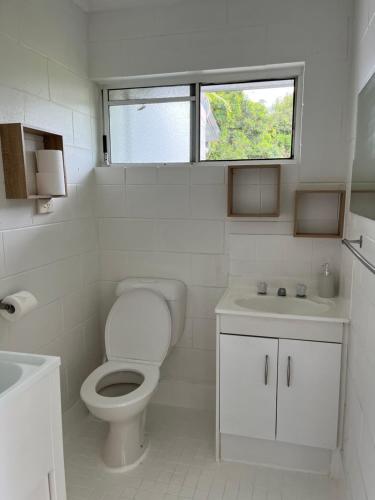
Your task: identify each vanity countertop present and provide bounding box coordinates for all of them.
[215,288,349,324]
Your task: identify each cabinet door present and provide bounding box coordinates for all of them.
[277,339,341,449]
[220,334,278,440]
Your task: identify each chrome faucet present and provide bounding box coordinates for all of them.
[296,283,307,298]
[257,281,268,295]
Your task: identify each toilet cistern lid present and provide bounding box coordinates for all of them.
[105,288,171,365]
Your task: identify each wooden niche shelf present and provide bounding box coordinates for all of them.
[227,164,281,217]
[0,123,67,199]
[294,190,346,238]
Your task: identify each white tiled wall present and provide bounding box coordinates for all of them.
[88,0,352,183]
[0,0,101,412]
[96,165,343,410]
[341,1,375,499]
[342,216,375,500]
[229,234,341,288]
[0,0,353,418]
[89,0,353,411]
[96,166,227,409]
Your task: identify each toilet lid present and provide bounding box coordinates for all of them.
[105,288,171,365]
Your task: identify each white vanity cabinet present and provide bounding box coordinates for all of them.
[0,352,66,500]
[220,334,341,450]
[216,289,348,472]
[215,305,348,472]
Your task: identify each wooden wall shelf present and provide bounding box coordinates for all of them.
[294,190,346,238]
[227,165,281,217]
[0,123,67,200]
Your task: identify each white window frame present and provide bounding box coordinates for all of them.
[101,62,304,167]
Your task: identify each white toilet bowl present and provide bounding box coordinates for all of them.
[81,360,159,470]
[80,278,186,471]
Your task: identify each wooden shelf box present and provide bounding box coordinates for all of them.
[0,123,67,199]
[294,190,346,238]
[227,165,281,217]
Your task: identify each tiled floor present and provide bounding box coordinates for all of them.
[64,405,343,500]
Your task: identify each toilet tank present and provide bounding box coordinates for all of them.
[115,278,187,346]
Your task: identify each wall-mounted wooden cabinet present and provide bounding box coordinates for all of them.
[0,123,67,200]
[294,190,346,238]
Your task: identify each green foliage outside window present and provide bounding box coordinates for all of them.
[205,91,294,160]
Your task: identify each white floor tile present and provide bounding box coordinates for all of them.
[64,405,341,500]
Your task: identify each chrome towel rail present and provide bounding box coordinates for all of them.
[342,236,375,275]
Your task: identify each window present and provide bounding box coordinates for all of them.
[200,79,296,161]
[103,73,299,165]
[107,85,194,164]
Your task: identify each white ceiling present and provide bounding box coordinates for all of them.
[74,0,186,12]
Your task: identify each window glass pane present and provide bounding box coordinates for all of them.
[109,102,191,163]
[109,85,191,101]
[200,79,295,161]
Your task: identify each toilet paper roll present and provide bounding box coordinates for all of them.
[36,172,66,196]
[35,150,64,173]
[0,291,38,322]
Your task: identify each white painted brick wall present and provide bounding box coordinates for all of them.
[88,0,352,183]
[0,0,355,419]
[341,0,375,499]
[95,165,343,410]
[0,0,101,412]
[90,0,353,411]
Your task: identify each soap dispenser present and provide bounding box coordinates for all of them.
[318,263,336,298]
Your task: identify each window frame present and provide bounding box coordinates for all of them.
[101,64,304,167]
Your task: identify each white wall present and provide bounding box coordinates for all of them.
[89,0,352,182]
[0,0,359,427]
[95,165,225,409]
[341,1,375,499]
[95,164,343,410]
[0,0,101,411]
[91,0,352,410]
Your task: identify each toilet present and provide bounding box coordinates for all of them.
[80,278,186,471]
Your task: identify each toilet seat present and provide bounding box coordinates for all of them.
[81,360,159,410]
[105,288,171,366]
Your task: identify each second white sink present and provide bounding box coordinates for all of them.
[0,351,60,402]
[0,361,23,395]
[234,296,331,316]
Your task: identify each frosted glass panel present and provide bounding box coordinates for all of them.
[109,86,191,101]
[110,102,191,163]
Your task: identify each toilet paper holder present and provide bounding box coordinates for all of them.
[0,301,15,314]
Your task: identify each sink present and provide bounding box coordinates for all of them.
[0,351,60,402]
[0,361,23,395]
[215,287,348,324]
[234,296,331,316]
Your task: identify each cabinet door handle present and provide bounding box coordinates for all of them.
[287,355,291,387]
[264,354,269,385]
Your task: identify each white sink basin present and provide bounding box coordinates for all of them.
[234,296,331,316]
[216,288,348,324]
[0,361,23,395]
[0,351,60,402]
